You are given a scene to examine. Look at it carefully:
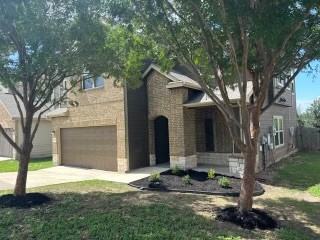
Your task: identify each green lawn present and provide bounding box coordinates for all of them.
[1,179,319,239]
[0,152,319,239]
[274,152,320,197]
[0,157,53,172]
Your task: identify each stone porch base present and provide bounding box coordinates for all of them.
[170,155,197,170]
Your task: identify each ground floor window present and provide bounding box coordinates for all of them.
[273,116,284,147]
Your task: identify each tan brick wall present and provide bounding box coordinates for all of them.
[195,106,234,153]
[51,78,128,172]
[147,72,197,169]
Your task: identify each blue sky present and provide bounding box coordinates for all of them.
[296,61,320,112]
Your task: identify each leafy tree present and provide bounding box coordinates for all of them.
[105,0,320,212]
[299,98,320,128]
[0,0,109,196]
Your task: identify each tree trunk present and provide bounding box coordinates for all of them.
[238,107,260,213]
[13,152,31,196]
[238,148,257,212]
[13,127,33,196]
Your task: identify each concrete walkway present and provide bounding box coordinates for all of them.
[0,157,12,161]
[0,163,170,191]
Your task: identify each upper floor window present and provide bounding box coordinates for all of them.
[273,116,284,147]
[291,81,295,94]
[275,71,293,89]
[53,79,67,109]
[83,75,104,90]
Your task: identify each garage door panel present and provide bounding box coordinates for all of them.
[61,126,117,171]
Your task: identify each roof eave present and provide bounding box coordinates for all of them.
[166,82,202,90]
[143,64,201,90]
[46,109,69,119]
[183,99,249,108]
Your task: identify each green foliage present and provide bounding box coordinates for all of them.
[299,98,320,128]
[104,0,320,210]
[218,177,231,188]
[0,0,109,90]
[0,158,52,173]
[207,168,216,180]
[182,174,191,185]
[171,165,182,175]
[105,1,320,89]
[149,170,160,182]
[308,184,320,197]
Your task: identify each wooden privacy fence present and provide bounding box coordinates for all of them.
[296,127,320,152]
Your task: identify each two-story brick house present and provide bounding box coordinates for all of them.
[48,64,298,173]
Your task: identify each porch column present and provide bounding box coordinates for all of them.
[168,90,197,170]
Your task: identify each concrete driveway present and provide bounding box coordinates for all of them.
[0,163,170,191]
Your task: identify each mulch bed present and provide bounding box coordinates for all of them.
[216,206,278,230]
[130,170,264,196]
[0,193,52,208]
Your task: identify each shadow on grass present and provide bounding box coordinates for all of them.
[1,185,319,239]
[0,190,262,240]
[256,197,320,239]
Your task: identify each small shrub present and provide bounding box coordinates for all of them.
[218,177,230,188]
[171,165,182,175]
[207,168,215,180]
[149,170,160,182]
[182,174,191,185]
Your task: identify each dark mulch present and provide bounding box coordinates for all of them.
[130,170,264,196]
[0,193,52,208]
[216,206,278,230]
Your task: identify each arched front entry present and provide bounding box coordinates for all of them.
[154,116,170,164]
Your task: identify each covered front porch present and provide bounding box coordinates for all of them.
[193,106,244,176]
[148,103,244,176]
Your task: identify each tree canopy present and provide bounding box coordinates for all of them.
[104,0,320,212]
[299,98,320,128]
[0,0,110,195]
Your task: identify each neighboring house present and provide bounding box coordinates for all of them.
[0,93,52,159]
[48,64,298,174]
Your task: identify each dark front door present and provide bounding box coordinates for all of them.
[154,116,170,164]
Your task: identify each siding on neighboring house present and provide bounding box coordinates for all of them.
[0,101,14,129]
[15,120,52,159]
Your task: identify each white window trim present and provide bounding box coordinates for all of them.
[275,70,294,90]
[82,75,105,90]
[273,116,284,148]
[291,80,295,95]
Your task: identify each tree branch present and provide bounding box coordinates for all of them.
[0,124,22,155]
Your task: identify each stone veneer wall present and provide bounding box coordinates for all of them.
[147,72,197,170]
[228,155,245,174]
[51,78,128,173]
[197,152,230,165]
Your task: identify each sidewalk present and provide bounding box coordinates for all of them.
[0,163,170,191]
